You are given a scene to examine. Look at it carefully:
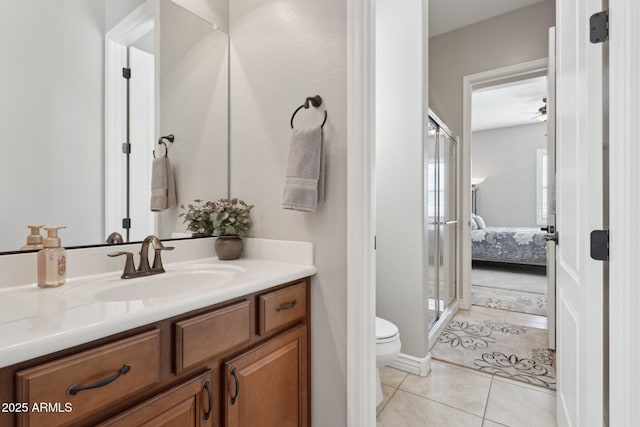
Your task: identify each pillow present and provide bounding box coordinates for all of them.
[473,214,487,229]
[470,216,478,230]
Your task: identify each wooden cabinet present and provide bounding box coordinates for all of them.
[15,330,161,427]
[98,371,216,427]
[175,300,252,374]
[224,326,308,427]
[0,278,310,427]
[258,281,307,336]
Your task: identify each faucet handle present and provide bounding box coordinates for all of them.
[152,246,174,272]
[108,251,136,279]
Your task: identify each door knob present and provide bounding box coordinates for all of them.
[541,225,555,233]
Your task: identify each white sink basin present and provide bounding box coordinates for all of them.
[62,264,243,303]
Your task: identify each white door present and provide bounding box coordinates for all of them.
[129,46,156,241]
[555,1,605,426]
[545,27,557,351]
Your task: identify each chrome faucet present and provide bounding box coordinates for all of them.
[108,235,174,279]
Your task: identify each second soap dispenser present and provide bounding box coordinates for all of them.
[38,226,67,288]
[20,225,44,251]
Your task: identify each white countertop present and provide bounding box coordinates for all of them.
[0,257,316,368]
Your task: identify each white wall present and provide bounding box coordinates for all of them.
[229,0,347,425]
[106,0,146,31]
[0,0,106,250]
[170,0,229,32]
[158,0,229,237]
[472,122,546,227]
[376,0,428,359]
[429,0,555,136]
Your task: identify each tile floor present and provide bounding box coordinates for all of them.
[377,305,555,426]
[376,362,557,427]
[462,305,548,330]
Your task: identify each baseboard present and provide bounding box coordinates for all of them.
[388,352,431,377]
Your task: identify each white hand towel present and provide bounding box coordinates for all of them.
[282,126,324,212]
[166,157,177,209]
[150,156,177,211]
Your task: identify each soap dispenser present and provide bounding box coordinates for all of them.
[20,225,44,251]
[38,226,67,288]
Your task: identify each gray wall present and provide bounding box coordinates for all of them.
[105,0,145,30]
[229,0,347,425]
[0,0,106,249]
[376,0,428,360]
[429,0,555,136]
[472,122,547,227]
[158,0,229,237]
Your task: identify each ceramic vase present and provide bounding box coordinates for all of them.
[215,235,243,260]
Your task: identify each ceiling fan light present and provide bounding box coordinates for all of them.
[537,104,548,121]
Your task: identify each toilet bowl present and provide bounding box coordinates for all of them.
[376,316,401,406]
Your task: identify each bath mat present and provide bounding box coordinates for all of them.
[431,313,556,390]
[472,286,547,316]
[472,267,546,294]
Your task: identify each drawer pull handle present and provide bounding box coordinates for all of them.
[230,367,240,405]
[203,379,213,420]
[67,364,131,396]
[276,299,298,312]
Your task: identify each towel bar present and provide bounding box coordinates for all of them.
[154,134,175,158]
[290,95,328,129]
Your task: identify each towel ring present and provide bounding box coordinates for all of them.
[153,134,175,158]
[290,95,328,129]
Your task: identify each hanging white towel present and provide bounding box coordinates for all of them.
[150,156,177,211]
[282,126,324,212]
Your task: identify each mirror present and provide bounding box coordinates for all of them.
[0,0,229,253]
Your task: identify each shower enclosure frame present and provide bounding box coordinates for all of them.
[426,111,460,340]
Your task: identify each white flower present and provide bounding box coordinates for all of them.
[513,232,534,245]
[471,230,487,242]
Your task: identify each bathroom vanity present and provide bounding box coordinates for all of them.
[0,246,315,427]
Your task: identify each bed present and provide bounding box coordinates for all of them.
[471,227,547,266]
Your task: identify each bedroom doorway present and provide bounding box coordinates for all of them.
[428,58,558,392]
[469,73,550,324]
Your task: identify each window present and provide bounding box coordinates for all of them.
[537,148,548,225]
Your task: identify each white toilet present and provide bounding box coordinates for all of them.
[376,316,401,405]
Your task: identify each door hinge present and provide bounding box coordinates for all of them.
[122,143,131,154]
[590,10,608,44]
[590,230,609,261]
[122,218,131,229]
[122,67,131,79]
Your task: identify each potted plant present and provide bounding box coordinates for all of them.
[179,199,215,236]
[211,198,254,260]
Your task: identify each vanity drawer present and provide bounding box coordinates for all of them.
[258,281,307,335]
[15,329,160,427]
[175,300,251,373]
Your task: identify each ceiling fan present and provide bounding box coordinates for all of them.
[522,98,548,122]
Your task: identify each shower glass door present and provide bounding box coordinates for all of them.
[439,129,457,317]
[426,115,458,328]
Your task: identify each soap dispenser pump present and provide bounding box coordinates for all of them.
[20,225,44,251]
[37,226,67,288]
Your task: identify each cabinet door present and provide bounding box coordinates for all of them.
[224,326,308,427]
[99,371,217,427]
